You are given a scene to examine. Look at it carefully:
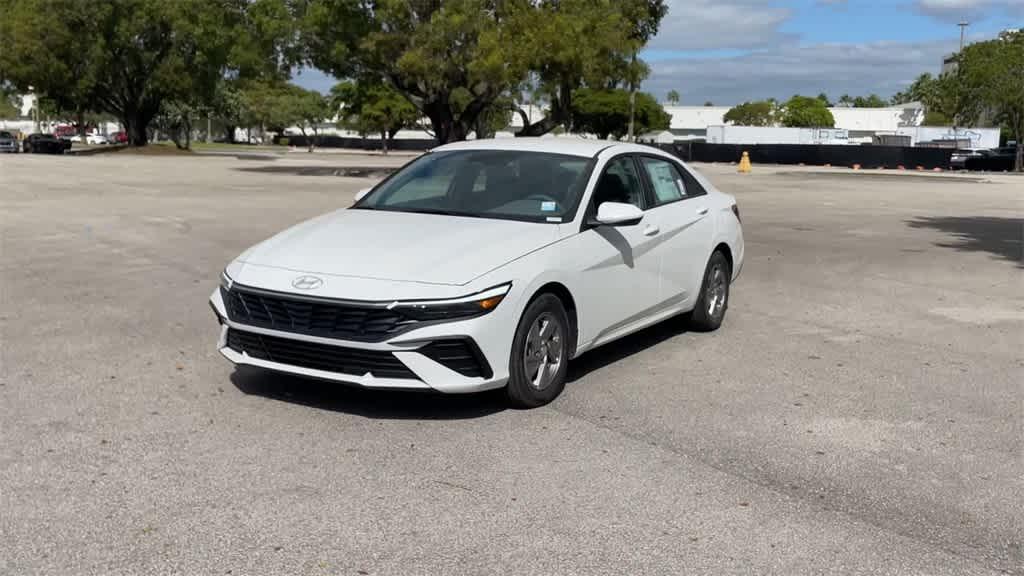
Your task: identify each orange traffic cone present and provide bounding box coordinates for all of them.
[738,151,752,173]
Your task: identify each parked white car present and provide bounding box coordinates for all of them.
[210,138,744,407]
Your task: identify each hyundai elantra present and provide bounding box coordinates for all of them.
[210,138,743,407]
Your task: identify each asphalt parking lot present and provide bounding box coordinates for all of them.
[2,151,1021,575]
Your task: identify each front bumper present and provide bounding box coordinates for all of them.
[210,287,509,394]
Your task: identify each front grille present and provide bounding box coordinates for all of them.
[418,339,491,379]
[222,286,416,342]
[226,329,416,380]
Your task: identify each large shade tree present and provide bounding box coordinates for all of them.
[301,0,667,143]
[780,95,835,128]
[0,0,295,146]
[570,88,669,140]
[332,79,420,154]
[723,101,775,126]
[958,30,1024,171]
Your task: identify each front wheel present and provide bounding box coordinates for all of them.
[506,294,570,408]
[690,250,731,331]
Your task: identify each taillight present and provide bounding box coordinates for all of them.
[731,204,741,223]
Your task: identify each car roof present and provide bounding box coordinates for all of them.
[433,137,669,159]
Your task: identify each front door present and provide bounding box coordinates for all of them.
[569,155,663,347]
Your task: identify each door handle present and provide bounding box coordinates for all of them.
[697,206,710,216]
[643,225,660,236]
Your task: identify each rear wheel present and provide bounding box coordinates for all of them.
[690,250,731,331]
[506,294,570,408]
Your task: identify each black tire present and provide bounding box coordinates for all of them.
[506,293,571,408]
[690,250,731,332]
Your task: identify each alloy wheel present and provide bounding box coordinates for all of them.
[523,313,564,390]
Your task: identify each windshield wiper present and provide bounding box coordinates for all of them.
[380,207,484,218]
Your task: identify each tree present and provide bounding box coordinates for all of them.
[238,81,295,140]
[301,0,666,143]
[666,90,680,105]
[816,92,832,107]
[0,88,19,119]
[512,0,667,137]
[471,94,514,140]
[570,88,669,140]
[332,80,419,154]
[852,94,888,108]
[281,85,331,152]
[891,73,962,126]
[210,81,248,143]
[958,31,1024,171]
[723,101,775,126]
[0,0,294,146]
[780,95,835,127]
[155,99,203,150]
[704,101,714,107]
[0,0,101,141]
[304,0,523,144]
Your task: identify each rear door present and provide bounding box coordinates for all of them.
[636,155,714,307]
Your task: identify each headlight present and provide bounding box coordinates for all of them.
[392,283,510,321]
[220,269,233,291]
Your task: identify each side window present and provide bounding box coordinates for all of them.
[592,156,645,209]
[639,157,687,204]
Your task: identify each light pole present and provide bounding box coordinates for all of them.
[954,22,968,136]
[627,50,637,142]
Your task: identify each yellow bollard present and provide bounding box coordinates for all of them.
[738,151,752,173]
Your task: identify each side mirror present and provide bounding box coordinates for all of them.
[353,187,372,202]
[594,202,643,226]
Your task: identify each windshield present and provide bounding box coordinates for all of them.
[355,150,593,223]
[0,131,12,138]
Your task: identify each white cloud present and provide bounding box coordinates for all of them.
[915,0,1024,21]
[648,0,794,51]
[642,39,957,105]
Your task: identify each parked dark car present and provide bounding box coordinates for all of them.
[0,130,18,153]
[949,148,990,169]
[22,133,71,154]
[964,146,1019,172]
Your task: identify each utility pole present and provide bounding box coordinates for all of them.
[958,21,968,52]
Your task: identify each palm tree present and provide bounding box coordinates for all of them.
[666,90,680,105]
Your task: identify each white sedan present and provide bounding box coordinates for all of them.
[210,138,744,407]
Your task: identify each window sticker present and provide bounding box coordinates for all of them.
[541,201,557,212]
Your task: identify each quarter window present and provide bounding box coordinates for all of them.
[639,157,687,204]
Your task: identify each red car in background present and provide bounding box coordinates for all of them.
[53,125,78,139]
[109,131,128,144]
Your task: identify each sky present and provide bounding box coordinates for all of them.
[293,0,1023,106]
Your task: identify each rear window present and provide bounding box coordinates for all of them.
[0,131,12,138]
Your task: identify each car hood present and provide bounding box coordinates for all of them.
[239,208,561,286]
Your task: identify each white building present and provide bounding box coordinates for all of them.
[663,103,926,144]
[706,126,850,145]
